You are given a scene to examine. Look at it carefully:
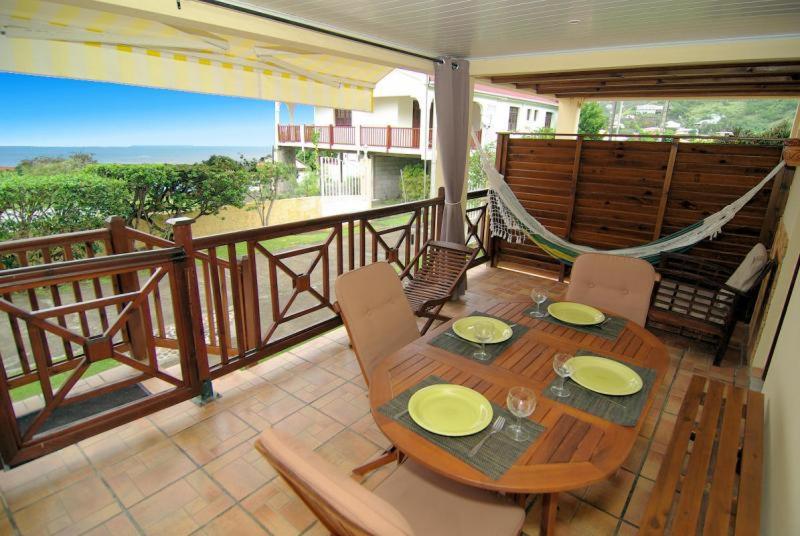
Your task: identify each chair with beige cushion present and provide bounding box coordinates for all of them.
[334,261,421,385]
[566,253,659,327]
[334,262,421,475]
[255,428,525,536]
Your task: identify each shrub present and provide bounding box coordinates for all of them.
[399,163,430,201]
[90,163,249,235]
[0,172,128,240]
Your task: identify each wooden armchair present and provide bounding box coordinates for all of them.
[648,252,773,365]
[400,240,477,334]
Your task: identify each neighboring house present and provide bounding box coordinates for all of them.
[635,103,664,114]
[275,69,557,201]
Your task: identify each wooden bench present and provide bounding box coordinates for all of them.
[640,375,764,535]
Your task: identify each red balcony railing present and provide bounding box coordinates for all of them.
[279,124,434,151]
[277,125,301,143]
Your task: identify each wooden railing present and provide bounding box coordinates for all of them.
[0,190,490,465]
[277,125,301,143]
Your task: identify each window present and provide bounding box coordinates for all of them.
[534,110,539,121]
[508,106,519,131]
[544,111,553,128]
[334,109,352,127]
[526,109,531,121]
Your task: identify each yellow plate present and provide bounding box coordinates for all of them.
[452,317,513,344]
[408,384,493,436]
[548,302,606,326]
[567,355,643,396]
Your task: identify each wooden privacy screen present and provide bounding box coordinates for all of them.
[493,134,790,275]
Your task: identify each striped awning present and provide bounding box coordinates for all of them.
[0,1,392,111]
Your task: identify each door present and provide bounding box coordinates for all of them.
[508,106,519,131]
[334,109,352,127]
[412,100,421,147]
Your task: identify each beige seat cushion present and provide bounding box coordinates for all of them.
[335,262,420,382]
[726,243,768,292]
[257,429,414,536]
[374,460,525,536]
[566,253,658,326]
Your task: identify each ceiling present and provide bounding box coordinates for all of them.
[491,61,800,98]
[216,0,800,59]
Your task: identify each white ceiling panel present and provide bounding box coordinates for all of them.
[217,0,800,59]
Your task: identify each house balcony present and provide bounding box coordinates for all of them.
[0,258,745,535]
[278,124,435,156]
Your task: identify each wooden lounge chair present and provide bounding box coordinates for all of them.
[648,245,773,365]
[400,240,478,334]
[255,428,526,536]
[566,253,659,326]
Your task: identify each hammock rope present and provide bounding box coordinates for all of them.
[474,134,785,265]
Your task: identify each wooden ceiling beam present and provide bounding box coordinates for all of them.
[490,61,800,85]
[553,88,800,98]
[515,74,798,91]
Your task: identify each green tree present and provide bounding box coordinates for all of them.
[91,163,250,236]
[399,163,430,201]
[578,102,607,135]
[468,142,495,192]
[15,152,96,175]
[241,160,294,226]
[202,154,243,171]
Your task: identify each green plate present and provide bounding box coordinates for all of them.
[407,384,493,436]
[547,302,606,326]
[452,316,513,344]
[567,355,643,396]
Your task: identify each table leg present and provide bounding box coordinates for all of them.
[541,493,558,536]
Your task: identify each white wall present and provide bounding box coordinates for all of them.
[760,168,800,535]
[473,94,557,147]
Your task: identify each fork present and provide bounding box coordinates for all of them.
[469,416,506,457]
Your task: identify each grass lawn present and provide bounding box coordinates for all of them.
[214,212,412,259]
[11,358,120,402]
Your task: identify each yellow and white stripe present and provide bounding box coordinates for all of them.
[0,1,391,111]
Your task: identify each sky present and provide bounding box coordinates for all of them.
[0,73,315,147]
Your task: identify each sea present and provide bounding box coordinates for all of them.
[0,145,272,167]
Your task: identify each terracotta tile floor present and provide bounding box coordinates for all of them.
[0,265,750,536]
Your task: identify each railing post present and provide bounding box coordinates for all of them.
[387,125,392,150]
[105,216,153,362]
[239,255,260,351]
[167,217,214,404]
[435,186,445,241]
[300,124,306,145]
[329,124,334,148]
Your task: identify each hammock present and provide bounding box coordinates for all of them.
[474,135,785,265]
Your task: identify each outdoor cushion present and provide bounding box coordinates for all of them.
[256,428,414,536]
[726,243,769,292]
[335,262,420,383]
[566,253,658,326]
[373,458,525,536]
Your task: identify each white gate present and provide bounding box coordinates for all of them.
[320,156,367,197]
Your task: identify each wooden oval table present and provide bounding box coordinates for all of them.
[369,300,669,535]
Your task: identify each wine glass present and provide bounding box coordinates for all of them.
[551,352,573,398]
[506,386,537,442]
[529,288,548,318]
[473,321,493,361]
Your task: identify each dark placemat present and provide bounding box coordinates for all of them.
[543,350,657,427]
[525,299,627,341]
[379,375,546,480]
[428,311,529,364]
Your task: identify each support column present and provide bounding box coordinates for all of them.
[555,97,583,133]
